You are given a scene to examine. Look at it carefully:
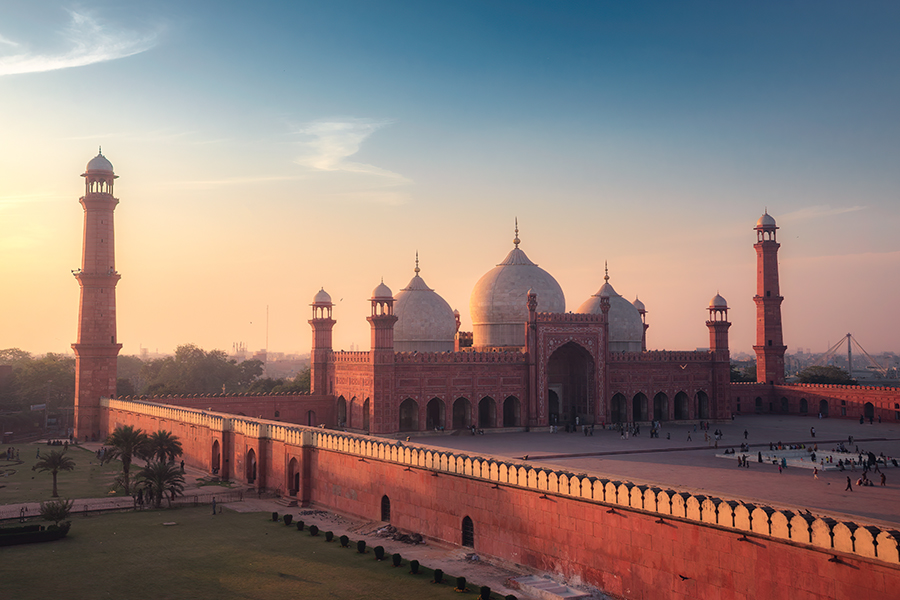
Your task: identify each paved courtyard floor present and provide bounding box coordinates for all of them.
[410,414,900,528]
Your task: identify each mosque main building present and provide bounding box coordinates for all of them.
[311,224,734,435]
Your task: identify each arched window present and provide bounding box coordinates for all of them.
[502,396,520,427]
[381,495,391,522]
[462,516,474,547]
[399,398,419,432]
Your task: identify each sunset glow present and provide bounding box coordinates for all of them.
[2,1,898,357]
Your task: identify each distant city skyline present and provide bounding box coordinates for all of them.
[2,1,898,356]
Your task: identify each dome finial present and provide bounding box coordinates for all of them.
[513,217,520,248]
[414,251,420,275]
[604,261,609,282]
[98,145,102,155]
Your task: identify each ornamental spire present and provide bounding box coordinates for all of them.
[415,251,420,275]
[604,261,609,282]
[513,217,520,248]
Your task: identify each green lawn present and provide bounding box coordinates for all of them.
[0,507,504,600]
[0,443,122,503]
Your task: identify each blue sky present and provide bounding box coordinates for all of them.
[1,1,898,357]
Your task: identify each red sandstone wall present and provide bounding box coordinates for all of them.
[100,400,900,600]
[731,383,900,421]
[122,394,335,427]
[310,449,898,600]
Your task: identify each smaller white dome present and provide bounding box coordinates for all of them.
[86,151,114,173]
[756,212,777,229]
[577,273,643,352]
[632,296,645,312]
[313,287,332,305]
[709,293,728,308]
[372,281,393,299]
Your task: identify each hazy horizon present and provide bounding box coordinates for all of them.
[2,2,898,357]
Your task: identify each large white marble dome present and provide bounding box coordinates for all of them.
[577,272,644,352]
[470,233,565,349]
[394,262,457,352]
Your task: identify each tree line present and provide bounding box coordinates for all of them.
[0,345,310,433]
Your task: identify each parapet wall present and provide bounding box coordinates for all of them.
[100,398,900,599]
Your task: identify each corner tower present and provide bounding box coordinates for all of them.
[753,212,786,384]
[72,150,122,440]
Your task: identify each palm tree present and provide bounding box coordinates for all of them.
[103,425,149,495]
[138,461,185,508]
[147,430,183,463]
[33,449,76,497]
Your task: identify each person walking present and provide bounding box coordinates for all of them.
[810,427,816,438]
[881,473,887,487]
[744,429,748,440]
[813,467,819,479]
[846,476,853,491]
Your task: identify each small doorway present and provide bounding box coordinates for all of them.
[381,495,391,522]
[462,516,474,547]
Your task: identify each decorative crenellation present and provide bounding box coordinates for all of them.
[534,312,605,323]
[394,351,527,364]
[103,398,226,430]
[611,350,713,362]
[104,397,900,565]
[333,352,371,363]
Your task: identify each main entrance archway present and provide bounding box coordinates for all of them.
[211,439,221,475]
[546,342,594,425]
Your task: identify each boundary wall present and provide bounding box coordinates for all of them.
[732,383,900,421]
[100,398,900,600]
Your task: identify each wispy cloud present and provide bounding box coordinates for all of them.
[0,10,160,76]
[294,118,412,184]
[780,205,866,222]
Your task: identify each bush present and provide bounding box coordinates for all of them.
[296,520,304,531]
[455,576,467,592]
[39,498,73,526]
[339,535,349,547]
[309,525,319,536]
[374,545,385,560]
[480,586,491,600]
[283,514,293,526]
[325,531,333,542]
[357,540,366,553]
[409,559,419,574]
[271,512,278,522]
[433,569,443,584]
[392,552,402,567]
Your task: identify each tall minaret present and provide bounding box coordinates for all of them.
[309,288,336,395]
[72,149,122,440]
[753,212,786,384]
[368,281,397,433]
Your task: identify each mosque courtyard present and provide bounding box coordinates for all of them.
[411,414,900,529]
